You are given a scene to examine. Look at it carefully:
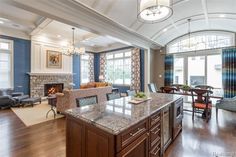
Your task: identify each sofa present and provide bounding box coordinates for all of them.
[56,86,112,113]
[0,89,29,109]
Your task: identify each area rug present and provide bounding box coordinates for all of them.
[11,101,64,126]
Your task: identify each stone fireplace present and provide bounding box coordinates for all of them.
[44,83,64,96]
[29,73,73,97]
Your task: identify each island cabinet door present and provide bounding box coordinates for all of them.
[66,116,85,157]
[116,133,149,157]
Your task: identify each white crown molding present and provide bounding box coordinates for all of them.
[0,26,30,40]
[11,0,161,49]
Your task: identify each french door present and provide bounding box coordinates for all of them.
[173,54,222,88]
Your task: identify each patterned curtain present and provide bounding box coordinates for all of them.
[222,48,236,98]
[164,55,174,86]
[131,48,141,92]
[88,53,94,82]
[99,53,106,81]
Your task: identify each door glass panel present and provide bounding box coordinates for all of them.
[174,58,184,84]
[207,55,222,97]
[188,56,205,86]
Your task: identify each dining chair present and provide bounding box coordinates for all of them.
[76,95,98,107]
[171,84,184,91]
[160,86,177,93]
[195,85,214,90]
[126,90,136,96]
[190,88,213,122]
[106,92,121,101]
[195,85,214,103]
[148,83,158,93]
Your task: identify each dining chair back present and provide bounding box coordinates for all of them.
[148,83,158,93]
[106,92,121,101]
[76,95,98,107]
[126,90,136,96]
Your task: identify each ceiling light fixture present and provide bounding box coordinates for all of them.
[219,14,225,18]
[0,21,4,24]
[163,28,168,32]
[187,18,191,48]
[61,28,85,56]
[57,35,61,38]
[137,0,173,23]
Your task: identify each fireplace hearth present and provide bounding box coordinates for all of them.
[44,83,64,96]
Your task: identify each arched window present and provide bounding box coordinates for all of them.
[167,31,235,53]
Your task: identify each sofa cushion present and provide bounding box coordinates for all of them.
[95,82,107,87]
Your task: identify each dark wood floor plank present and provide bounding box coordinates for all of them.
[0,107,236,157]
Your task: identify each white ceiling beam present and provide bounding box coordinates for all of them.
[0,13,36,29]
[201,0,209,26]
[30,17,53,36]
[11,0,161,49]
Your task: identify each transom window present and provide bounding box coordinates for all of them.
[80,54,89,84]
[106,51,131,85]
[0,39,13,89]
[167,31,235,53]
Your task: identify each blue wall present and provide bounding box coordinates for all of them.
[0,35,30,95]
[73,55,80,89]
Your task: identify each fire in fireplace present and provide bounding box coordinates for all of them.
[44,83,64,96]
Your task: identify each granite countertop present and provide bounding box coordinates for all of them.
[66,93,182,135]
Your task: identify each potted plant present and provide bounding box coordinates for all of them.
[181,85,191,93]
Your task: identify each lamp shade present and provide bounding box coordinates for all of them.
[138,0,173,23]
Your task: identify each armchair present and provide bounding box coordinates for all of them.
[216,96,236,119]
[0,96,16,109]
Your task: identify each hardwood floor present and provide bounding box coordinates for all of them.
[0,107,236,157]
[164,108,236,157]
[0,109,66,157]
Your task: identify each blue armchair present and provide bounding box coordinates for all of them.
[216,96,236,119]
[0,96,16,109]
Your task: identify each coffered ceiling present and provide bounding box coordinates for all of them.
[1,0,236,49]
[0,0,126,51]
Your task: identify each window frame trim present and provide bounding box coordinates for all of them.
[105,50,132,86]
[0,38,14,89]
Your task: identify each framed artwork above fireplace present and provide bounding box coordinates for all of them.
[46,50,62,69]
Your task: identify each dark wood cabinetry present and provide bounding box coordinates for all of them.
[66,97,183,157]
[117,133,149,157]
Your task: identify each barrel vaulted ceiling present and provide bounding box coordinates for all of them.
[75,0,236,46]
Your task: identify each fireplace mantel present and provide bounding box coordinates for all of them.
[27,72,75,76]
[29,73,73,97]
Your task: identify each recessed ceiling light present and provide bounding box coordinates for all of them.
[163,28,168,32]
[219,14,225,18]
[0,21,4,24]
[57,35,61,38]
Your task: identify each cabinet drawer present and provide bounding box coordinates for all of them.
[150,111,161,128]
[150,123,161,148]
[149,141,161,157]
[116,119,148,152]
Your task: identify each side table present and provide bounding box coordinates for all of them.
[46,95,57,119]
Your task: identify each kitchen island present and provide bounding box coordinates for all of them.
[66,93,183,157]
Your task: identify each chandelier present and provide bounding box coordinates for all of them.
[62,28,85,56]
[137,0,173,23]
